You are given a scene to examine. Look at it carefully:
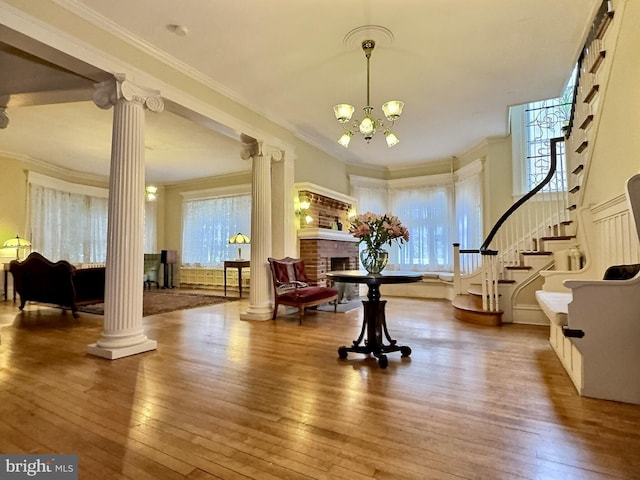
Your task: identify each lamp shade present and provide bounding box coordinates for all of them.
[228,233,250,244]
[382,101,404,121]
[229,232,250,261]
[3,234,31,248]
[333,104,355,124]
[338,131,352,148]
[3,234,31,260]
[384,130,400,148]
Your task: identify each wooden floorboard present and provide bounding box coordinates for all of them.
[1,296,640,479]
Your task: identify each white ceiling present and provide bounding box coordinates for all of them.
[0,0,599,183]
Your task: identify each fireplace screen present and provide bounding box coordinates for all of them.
[330,257,359,303]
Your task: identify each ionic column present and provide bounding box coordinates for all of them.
[88,74,163,359]
[239,136,282,321]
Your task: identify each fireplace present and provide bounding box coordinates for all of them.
[298,235,358,284]
[295,182,359,296]
[331,257,350,271]
[330,256,359,302]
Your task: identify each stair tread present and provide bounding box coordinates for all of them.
[521,251,553,256]
[540,235,576,241]
[452,295,503,326]
[465,285,504,300]
[506,265,532,270]
[452,294,503,314]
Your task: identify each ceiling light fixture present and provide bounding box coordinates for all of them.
[334,39,404,148]
[145,185,158,201]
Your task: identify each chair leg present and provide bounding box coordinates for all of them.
[272,300,278,320]
[299,307,304,325]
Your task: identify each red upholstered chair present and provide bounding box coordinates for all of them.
[268,257,338,324]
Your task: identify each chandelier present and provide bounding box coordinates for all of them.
[333,39,404,148]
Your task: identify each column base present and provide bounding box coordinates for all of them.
[239,305,273,321]
[87,339,157,360]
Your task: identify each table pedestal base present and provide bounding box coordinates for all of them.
[338,299,411,368]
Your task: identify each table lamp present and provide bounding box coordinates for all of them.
[3,234,31,260]
[228,232,250,260]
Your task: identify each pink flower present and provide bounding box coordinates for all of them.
[349,212,410,249]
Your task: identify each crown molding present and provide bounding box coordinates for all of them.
[1,150,108,185]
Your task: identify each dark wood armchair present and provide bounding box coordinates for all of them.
[268,257,338,324]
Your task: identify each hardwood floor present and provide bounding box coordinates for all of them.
[1,295,639,479]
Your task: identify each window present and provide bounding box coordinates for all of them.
[29,172,108,264]
[512,68,576,193]
[350,168,482,272]
[28,172,158,264]
[391,185,453,270]
[181,187,251,266]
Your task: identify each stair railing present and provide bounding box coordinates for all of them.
[453,137,568,311]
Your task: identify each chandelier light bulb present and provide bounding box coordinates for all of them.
[359,116,375,137]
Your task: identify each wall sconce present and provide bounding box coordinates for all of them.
[145,185,158,201]
[297,193,313,225]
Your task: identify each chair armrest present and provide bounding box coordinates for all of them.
[276,280,308,289]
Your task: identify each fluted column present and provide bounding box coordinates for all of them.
[239,136,282,321]
[88,74,163,359]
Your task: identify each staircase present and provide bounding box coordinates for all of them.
[452,228,577,325]
[452,137,577,325]
[451,0,618,326]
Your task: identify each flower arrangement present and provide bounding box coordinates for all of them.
[349,212,410,250]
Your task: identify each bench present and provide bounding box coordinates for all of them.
[536,264,640,404]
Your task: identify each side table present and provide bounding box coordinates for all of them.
[327,269,423,368]
[224,260,250,297]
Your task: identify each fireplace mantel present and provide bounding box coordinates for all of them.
[297,228,356,242]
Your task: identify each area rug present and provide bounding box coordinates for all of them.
[77,289,234,316]
[317,297,363,313]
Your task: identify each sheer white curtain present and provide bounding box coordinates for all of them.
[391,184,453,271]
[182,193,251,267]
[351,167,483,272]
[454,161,483,250]
[29,175,108,264]
[350,180,387,215]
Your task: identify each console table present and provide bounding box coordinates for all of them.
[327,270,423,368]
[224,260,250,297]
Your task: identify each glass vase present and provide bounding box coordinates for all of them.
[360,247,389,274]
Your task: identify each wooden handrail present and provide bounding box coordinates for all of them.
[480,137,563,252]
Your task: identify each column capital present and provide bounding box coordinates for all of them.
[93,74,164,112]
[240,135,283,162]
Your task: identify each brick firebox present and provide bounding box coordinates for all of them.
[299,232,359,286]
